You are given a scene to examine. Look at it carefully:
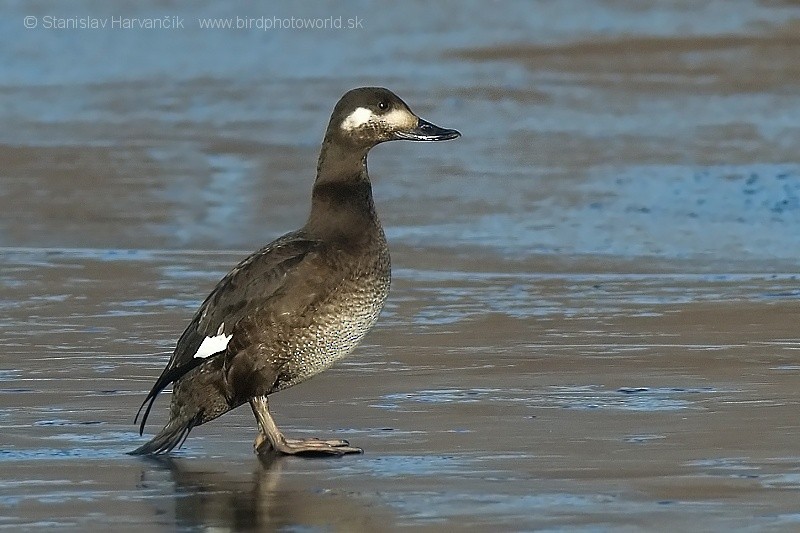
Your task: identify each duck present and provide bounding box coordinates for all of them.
[130,87,460,456]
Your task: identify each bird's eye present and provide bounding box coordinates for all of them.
[377,100,389,111]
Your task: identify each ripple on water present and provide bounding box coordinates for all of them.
[390,270,800,327]
[335,455,470,479]
[760,474,800,490]
[375,386,719,412]
[686,456,800,488]
[386,491,618,525]
[0,447,126,462]
[0,370,21,381]
[544,385,719,411]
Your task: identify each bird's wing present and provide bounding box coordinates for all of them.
[135,230,321,431]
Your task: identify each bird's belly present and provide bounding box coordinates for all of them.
[272,273,390,391]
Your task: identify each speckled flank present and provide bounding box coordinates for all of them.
[274,253,391,391]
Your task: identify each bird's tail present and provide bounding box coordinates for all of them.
[129,356,237,455]
[128,410,203,455]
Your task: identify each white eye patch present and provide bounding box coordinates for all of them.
[384,108,415,129]
[340,107,374,131]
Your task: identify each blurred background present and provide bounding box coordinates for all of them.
[2,0,800,263]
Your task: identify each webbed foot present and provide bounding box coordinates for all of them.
[250,396,362,456]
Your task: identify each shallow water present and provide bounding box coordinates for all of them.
[3,249,800,531]
[2,0,800,531]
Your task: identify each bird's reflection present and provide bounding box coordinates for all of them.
[138,452,391,531]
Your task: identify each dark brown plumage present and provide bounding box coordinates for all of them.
[131,87,460,456]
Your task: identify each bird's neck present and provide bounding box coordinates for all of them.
[305,141,381,243]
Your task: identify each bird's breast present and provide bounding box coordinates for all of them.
[271,249,391,391]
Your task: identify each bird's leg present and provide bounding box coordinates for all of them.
[249,395,362,456]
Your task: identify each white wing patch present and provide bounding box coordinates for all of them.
[193,324,232,359]
[341,107,374,131]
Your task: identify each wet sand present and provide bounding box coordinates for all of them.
[2,249,799,530]
[3,0,800,531]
